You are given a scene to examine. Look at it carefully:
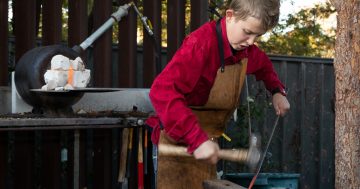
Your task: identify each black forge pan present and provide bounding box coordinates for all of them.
[15,45,83,111]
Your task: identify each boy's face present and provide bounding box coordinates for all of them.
[225,10,266,51]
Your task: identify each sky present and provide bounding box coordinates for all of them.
[280,0,329,20]
[8,0,333,27]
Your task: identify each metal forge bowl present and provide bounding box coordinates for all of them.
[15,45,85,115]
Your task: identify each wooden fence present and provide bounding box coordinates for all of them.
[0,0,335,188]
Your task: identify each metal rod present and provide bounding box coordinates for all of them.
[77,3,131,51]
[248,115,280,189]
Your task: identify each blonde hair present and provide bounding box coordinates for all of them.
[225,0,280,31]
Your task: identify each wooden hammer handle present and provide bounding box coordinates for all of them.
[158,143,248,163]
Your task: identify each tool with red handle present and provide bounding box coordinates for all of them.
[138,128,144,189]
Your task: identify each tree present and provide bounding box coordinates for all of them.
[207,0,336,58]
[257,2,336,58]
[329,0,360,188]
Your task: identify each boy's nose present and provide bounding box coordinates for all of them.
[246,36,256,46]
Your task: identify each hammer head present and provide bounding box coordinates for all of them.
[246,133,262,172]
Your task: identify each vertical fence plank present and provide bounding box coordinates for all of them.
[36,131,64,189]
[42,0,62,45]
[117,0,138,87]
[13,132,35,188]
[190,0,208,32]
[13,0,36,63]
[93,0,113,87]
[166,0,185,62]
[0,0,8,86]
[280,61,301,172]
[68,0,88,61]
[111,129,120,189]
[143,1,162,87]
[0,132,5,188]
[319,64,335,188]
[93,130,111,189]
[34,131,42,188]
[84,129,94,189]
[6,132,15,189]
[300,62,320,189]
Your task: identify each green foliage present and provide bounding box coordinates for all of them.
[227,93,272,149]
[257,2,336,58]
[223,89,273,173]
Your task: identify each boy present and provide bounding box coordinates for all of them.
[146,0,290,188]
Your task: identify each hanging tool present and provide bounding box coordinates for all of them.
[144,129,148,175]
[247,115,280,189]
[138,128,144,189]
[122,128,134,189]
[130,2,154,37]
[129,2,162,74]
[118,128,130,183]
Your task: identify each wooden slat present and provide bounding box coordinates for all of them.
[111,129,120,189]
[143,0,162,87]
[300,62,320,189]
[42,0,62,45]
[68,0,88,61]
[13,132,35,188]
[0,0,8,86]
[190,0,209,32]
[281,61,299,172]
[85,129,94,189]
[93,0,113,87]
[0,132,6,188]
[166,0,185,62]
[6,132,15,188]
[93,130,112,189]
[13,0,37,63]
[319,64,335,188]
[117,0,137,87]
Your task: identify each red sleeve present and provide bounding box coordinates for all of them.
[248,46,285,92]
[149,36,209,153]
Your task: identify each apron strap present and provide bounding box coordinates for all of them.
[216,19,225,72]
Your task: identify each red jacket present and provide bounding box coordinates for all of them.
[146,18,284,153]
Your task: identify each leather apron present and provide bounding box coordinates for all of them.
[157,59,248,189]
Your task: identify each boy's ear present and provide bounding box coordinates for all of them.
[225,10,234,21]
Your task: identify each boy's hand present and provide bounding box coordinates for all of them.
[272,93,290,116]
[193,140,219,164]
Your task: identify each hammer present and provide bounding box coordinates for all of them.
[158,134,261,169]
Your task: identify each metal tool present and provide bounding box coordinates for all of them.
[247,115,280,189]
[158,134,261,168]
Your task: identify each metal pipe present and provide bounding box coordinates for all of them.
[77,3,131,51]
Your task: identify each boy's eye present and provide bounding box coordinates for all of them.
[243,30,251,35]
